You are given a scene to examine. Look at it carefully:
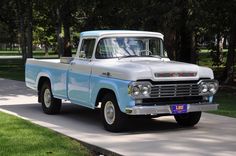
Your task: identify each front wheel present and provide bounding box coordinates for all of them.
[40,81,62,114]
[101,93,127,132]
[174,112,202,127]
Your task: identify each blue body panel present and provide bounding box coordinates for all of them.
[25,63,135,113]
[90,75,135,112]
[26,64,68,100]
[68,71,92,108]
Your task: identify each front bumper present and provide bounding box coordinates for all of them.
[125,103,218,115]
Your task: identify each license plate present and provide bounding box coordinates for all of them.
[171,104,188,114]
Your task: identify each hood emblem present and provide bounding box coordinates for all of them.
[154,72,197,77]
[102,72,112,77]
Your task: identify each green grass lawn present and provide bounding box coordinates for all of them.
[198,50,227,68]
[0,111,90,156]
[200,49,228,53]
[211,88,236,118]
[0,59,25,81]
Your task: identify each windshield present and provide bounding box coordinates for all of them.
[95,37,164,59]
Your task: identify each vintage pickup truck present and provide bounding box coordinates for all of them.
[25,30,219,132]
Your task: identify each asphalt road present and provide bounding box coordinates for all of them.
[0,78,236,156]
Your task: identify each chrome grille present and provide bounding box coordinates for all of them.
[150,83,200,98]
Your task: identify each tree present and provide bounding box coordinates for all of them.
[15,0,33,61]
[26,0,33,58]
[0,0,235,84]
[41,0,80,57]
[199,0,229,66]
[222,0,236,83]
[0,0,18,50]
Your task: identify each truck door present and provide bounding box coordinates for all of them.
[68,38,95,108]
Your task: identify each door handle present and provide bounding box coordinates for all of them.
[102,72,111,77]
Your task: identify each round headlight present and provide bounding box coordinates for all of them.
[141,85,151,96]
[133,86,140,96]
[199,80,219,95]
[208,83,218,94]
[200,83,208,93]
[129,81,152,98]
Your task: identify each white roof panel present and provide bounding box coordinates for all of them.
[80,30,163,39]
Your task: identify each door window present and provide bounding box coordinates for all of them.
[80,39,96,59]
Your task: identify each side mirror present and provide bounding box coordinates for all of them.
[164,50,168,57]
[79,51,86,58]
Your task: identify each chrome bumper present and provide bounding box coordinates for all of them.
[125,103,219,115]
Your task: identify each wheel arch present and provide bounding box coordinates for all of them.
[91,78,134,113]
[37,76,51,102]
[95,88,117,107]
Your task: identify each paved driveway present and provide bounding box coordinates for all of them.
[0,78,236,156]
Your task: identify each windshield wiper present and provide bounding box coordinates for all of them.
[142,55,162,59]
[118,55,139,60]
[118,55,161,60]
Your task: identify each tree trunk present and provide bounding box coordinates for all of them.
[26,0,33,58]
[55,8,64,57]
[61,0,72,57]
[179,30,195,63]
[222,18,236,83]
[45,42,49,56]
[164,31,176,60]
[215,33,223,66]
[20,24,27,61]
[190,32,197,63]
[16,0,27,61]
[63,20,72,57]
[177,2,196,64]
[223,35,227,48]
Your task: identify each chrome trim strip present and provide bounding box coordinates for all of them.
[154,72,197,78]
[125,103,218,115]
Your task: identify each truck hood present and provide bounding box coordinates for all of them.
[92,58,214,81]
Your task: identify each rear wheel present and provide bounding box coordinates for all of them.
[40,81,62,114]
[101,92,127,132]
[174,112,202,127]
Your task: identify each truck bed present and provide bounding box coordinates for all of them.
[25,58,70,100]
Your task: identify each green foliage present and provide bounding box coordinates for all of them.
[0,0,236,81]
[0,111,90,156]
[209,88,236,118]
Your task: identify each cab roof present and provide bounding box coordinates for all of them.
[80,30,164,39]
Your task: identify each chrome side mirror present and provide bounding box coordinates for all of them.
[79,51,86,58]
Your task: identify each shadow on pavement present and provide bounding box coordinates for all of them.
[0,102,195,134]
[1,102,236,156]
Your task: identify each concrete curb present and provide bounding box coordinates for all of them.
[0,108,120,156]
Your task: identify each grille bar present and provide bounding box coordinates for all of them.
[150,83,200,98]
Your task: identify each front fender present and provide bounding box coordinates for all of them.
[90,75,135,112]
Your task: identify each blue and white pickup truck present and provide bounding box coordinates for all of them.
[26,30,219,132]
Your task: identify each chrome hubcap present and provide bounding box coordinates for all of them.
[104,101,115,125]
[44,89,51,108]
